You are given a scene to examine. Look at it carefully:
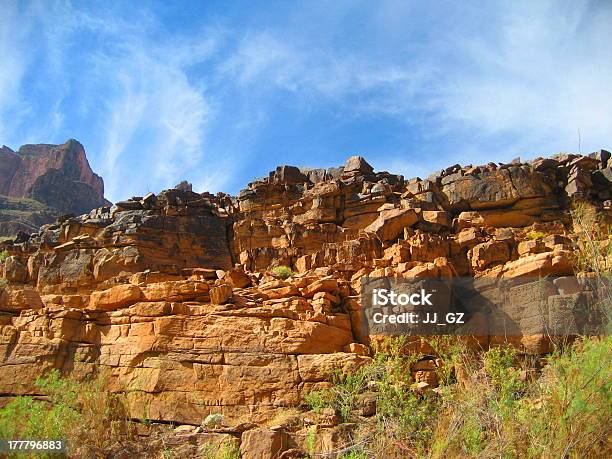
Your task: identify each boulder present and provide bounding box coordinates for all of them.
[344,156,374,174]
[89,284,142,310]
[240,428,289,459]
[141,280,209,302]
[2,256,28,283]
[297,353,371,382]
[301,279,339,298]
[502,252,574,278]
[0,287,44,312]
[440,165,557,210]
[422,210,450,227]
[210,284,233,304]
[456,209,535,228]
[364,208,418,242]
[226,269,252,288]
[469,241,510,270]
[272,165,308,185]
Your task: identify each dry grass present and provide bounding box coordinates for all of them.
[302,336,611,458]
[0,369,137,458]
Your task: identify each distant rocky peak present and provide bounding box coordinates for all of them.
[0,138,107,217]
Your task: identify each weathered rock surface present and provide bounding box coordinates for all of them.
[0,147,610,456]
[0,139,109,236]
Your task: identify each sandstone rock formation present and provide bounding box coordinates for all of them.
[0,139,108,236]
[0,148,610,456]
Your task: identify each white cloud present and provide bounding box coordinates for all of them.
[0,0,84,144]
[90,38,214,199]
[0,2,222,201]
[220,31,433,117]
[221,0,611,168]
[0,2,31,142]
[1,0,610,201]
[432,0,612,159]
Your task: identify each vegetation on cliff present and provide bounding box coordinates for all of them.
[303,335,611,458]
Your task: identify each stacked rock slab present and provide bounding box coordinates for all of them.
[0,150,610,453]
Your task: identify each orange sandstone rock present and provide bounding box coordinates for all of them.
[89,284,142,311]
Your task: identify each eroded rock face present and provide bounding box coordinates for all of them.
[0,270,358,425]
[0,139,106,211]
[0,148,610,455]
[0,139,109,236]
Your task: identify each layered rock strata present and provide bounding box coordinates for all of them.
[0,150,610,455]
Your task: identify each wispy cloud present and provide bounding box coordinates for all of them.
[0,2,32,142]
[430,0,612,160]
[220,0,611,168]
[220,31,434,117]
[89,37,215,199]
[0,0,609,201]
[71,10,220,200]
[0,1,222,201]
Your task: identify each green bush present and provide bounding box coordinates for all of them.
[571,202,611,275]
[201,441,241,459]
[432,337,611,458]
[0,250,8,262]
[527,231,546,240]
[305,425,317,456]
[304,389,333,413]
[302,337,440,456]
[519,336,612,458]
[302,336,612,458]
[271,265,294,279]
[0,370,134,458]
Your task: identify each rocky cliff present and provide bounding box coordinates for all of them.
[0,148,610,457]
[0,139,108,236]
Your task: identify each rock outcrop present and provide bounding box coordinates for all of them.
[0,139,108,236]
[0,148,610,456]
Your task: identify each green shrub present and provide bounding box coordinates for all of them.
[304,389,333,413]
[302,337,440,456]
[527,231,546,240]
[302,336,612,458]
[0,250,8,262]
[271,265,294,279]
[304,369,369,421]
[201,441,241,459]
[571,202,612,275]
[431,337,611,458]
[202,413,224,428]
[0,370,134,458]
[305,425,317,456]
[483,346,525,416]
[520,336,612,458]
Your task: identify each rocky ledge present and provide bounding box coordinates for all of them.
[0,149,610,457]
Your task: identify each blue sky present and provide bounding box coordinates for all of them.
[1,0,611,202]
